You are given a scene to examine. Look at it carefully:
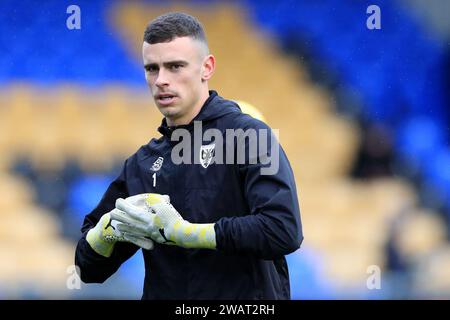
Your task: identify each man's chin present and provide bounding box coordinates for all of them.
[158,106,179,118]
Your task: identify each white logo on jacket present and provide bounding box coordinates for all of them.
[200,144,215,169]
[151,157,164,171]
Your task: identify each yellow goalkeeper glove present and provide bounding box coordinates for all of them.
[111,194,216,249]
[86,203,154,258]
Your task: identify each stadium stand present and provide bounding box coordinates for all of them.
[0,0,448,299]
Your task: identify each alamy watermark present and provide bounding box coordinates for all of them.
[366,5,381,30]
[170,121,280,176]
[66,265,81,290]
[66,5,81,30]
[366,265,381,290]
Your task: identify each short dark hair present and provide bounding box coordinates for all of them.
[143,12,207,45]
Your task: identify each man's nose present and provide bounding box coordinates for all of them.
[155,69,169,88]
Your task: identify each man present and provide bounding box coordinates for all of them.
[75,12,303,299]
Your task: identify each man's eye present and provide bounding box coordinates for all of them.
[171,64,182,70]
[146,66,158,73]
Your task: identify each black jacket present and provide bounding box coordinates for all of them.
[75,90,303,299]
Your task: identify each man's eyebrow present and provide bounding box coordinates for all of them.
[163,60,188,66]
[144,60,188,69]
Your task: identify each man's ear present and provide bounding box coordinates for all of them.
[201,54,215,82]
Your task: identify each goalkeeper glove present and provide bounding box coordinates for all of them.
[112,193,216,249]
[86,206,154,258]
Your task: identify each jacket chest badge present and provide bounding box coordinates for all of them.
[200,144,215,169]
[151,156,164,171]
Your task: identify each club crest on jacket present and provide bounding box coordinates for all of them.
[200,144,215,169]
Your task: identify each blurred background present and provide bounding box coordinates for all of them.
[0,0,449,299]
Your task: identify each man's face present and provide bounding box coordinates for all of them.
[143,36,213,125]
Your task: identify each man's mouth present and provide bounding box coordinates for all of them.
[155,93,177,105]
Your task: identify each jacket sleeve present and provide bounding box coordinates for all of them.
[215,119,303,260]
[74,160,140,283]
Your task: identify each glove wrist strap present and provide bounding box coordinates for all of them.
[171,222,216,249]
[86,227,115,257]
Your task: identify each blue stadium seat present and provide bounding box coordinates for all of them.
[396,116,445,169]
[67,173,115,229]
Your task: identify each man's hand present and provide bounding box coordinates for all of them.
[111,194,216,249]
[86,205,154,258]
